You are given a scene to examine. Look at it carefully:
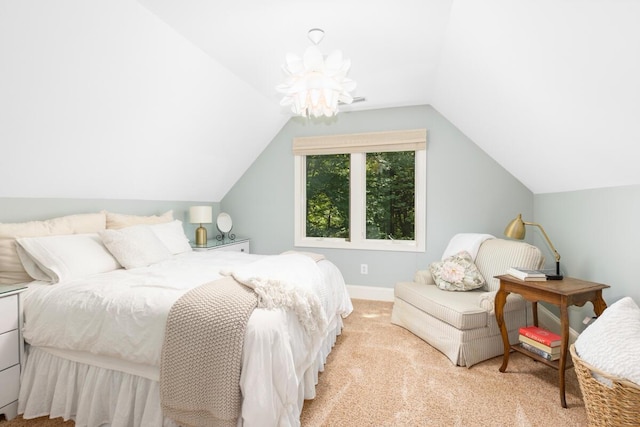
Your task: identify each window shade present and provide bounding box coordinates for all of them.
[292,129,427,155]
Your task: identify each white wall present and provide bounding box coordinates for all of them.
[0,0,284,202]
[222,105,534,287]
[534,185,640,332]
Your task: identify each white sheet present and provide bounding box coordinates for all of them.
[20,250,353,426]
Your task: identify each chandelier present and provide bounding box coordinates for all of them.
[277,28,357,118]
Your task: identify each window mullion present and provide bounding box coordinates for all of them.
[350,153,365,244]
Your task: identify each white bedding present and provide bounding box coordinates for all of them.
[19,250,353,426]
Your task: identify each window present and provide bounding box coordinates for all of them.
[294,129,426,252]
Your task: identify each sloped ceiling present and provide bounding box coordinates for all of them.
[2,0,639,201]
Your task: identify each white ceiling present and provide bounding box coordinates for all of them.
[138,0,640,195]
[137,0,452,113]
[2,0,639,201]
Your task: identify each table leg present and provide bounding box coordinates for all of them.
[495,288,510,372]
[531,301,538,327]
[559,302,570,408]
[592,291,608,317]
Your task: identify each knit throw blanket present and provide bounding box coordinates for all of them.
[160,276,258,427]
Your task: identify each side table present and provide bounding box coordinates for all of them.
[494,275,609,408]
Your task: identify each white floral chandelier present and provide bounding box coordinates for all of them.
[277,28,356,118]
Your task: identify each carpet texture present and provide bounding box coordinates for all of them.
[1,299,588,426]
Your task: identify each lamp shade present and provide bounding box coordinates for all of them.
[189,206,212,224]
[504,213,526,240]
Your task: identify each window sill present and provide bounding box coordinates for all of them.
[295,238,425,253]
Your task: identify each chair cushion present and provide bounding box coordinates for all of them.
[394,281,488,330]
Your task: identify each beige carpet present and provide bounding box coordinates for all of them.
[1,299,588,426]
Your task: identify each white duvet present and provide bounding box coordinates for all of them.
[21,250,353,426]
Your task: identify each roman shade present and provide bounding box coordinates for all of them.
[292,129,427,155]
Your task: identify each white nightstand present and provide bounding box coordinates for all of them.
[0,284,27,421]
[191,237,250,253]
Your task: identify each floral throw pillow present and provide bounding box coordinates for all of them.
[429,251,486,291]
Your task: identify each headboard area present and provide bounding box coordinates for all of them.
[0,198,220,285]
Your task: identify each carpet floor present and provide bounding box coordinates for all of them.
[1,299,588,426]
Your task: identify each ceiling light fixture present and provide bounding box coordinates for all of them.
[276,28,357,118]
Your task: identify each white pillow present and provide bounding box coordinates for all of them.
[100,225,172,269]
[149,220,192,255]
[104,210,174,229]
[16,233,121,283]
[574,296,640,386]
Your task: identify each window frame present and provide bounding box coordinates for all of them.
[293,129,426,252]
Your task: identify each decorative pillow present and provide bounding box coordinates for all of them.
[149,220,192,255]
[0,212,107,284]
[575,296,640,386]
[429,251,486,291]
[100,225,172,269]
[16,233,121,283]
[104,210,173,230]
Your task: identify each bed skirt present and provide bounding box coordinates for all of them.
[18,316,344,427]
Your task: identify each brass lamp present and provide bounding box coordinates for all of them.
[504,213,563,280]
[189,206,212,246]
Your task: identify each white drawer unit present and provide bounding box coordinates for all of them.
[192,237,250,253]
[217,240,250,253]
[0,286,27,422]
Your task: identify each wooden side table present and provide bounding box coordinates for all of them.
[494,275,609,408]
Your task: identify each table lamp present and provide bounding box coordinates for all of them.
[504,213,563,280]
[189,206,212,246]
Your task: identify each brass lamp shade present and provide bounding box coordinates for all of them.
[504,214,526,240]
[504,213,563,279]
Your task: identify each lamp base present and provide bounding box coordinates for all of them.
[545,273,564,280]
[195,226,207,246]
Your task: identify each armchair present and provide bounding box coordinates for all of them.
[391,237,543,367]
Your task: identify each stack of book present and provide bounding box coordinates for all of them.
[518,325,561,361]
[506,267,547,281]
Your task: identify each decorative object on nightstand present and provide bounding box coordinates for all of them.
[0,284,28,421]
[504,213,563,280]
[189,206,212,246]
[216,212,235,242]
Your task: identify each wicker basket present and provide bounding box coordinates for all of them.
[570,344,640,426]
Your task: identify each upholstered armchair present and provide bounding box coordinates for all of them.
[391,236,543,367]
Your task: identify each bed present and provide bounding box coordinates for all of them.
[0,211,352,426]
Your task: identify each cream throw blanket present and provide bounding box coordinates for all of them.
[160,276,258,427]
[222,252,328,335]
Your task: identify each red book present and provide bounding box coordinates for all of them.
[518,326,561,347]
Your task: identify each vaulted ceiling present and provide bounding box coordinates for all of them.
[2,0,639,201]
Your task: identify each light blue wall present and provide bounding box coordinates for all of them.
[534,185,640,331]
[222,105,534,287]
[0,198,221,242]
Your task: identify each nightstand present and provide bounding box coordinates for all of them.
[0,284,27,421]
[191,237,250,253]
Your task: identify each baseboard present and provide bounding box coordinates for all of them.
[346,285,394,302]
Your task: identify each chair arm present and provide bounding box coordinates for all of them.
[414,270,435,285]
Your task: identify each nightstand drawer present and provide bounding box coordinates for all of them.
[0,295,18,333]
[0,364,20,409]
[223,241,250,253]
[0,329,19,370]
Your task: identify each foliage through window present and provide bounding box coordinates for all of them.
[366,151,415,241]
[306,154,350,238]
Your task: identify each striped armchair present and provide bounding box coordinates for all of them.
[391,238,543,367]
